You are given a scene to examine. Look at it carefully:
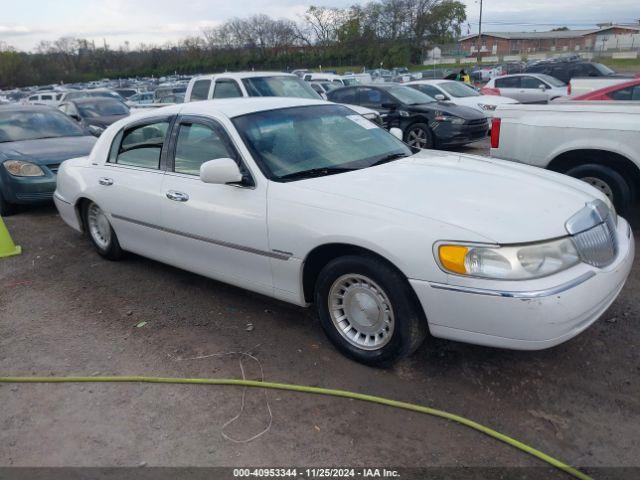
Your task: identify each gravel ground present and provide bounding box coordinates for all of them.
[0,141,638,478]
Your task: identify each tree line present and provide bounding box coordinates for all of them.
[0,0,466,89]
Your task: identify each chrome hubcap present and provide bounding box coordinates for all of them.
[87,203,111,250]
[328,274,395,351]
[581,176,614,201]
[406,128,429,149]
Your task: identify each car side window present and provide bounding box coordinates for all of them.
[521,76,542,89]
[495,77,520,88]
[610,85,640,101]
[173,123,234,176]
[114,121,170,169]
[328,88,356,104]
[358,88,389,108]
[190,80,211,101]
[213,79,243,99]
[415,84,443,98]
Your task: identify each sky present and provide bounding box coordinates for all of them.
[1,0,639,51]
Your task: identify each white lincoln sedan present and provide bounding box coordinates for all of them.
[54,98,634,366]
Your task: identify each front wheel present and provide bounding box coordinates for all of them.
[82,201,123,260]
[403,123,434,150]
[565,164,632,213]
[314,255,428,367]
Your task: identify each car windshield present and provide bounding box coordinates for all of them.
[242,76,320,100]
[439,81,480,98]
[233,104,411,181]
[387,87,435,104]
[594,63,615,76]
[77,100,129,118]
[342,78,359,86]
[537,74,566,87]
[0,109,85,142]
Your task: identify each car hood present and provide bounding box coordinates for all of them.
[291,150,604,244]
[410,102,486,120]
[0,135,96,165]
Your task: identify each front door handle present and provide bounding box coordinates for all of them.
[99,177,113,186]
[166,190,189,202]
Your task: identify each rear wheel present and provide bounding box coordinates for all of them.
[403,123,434,149]
[565,163,632,213]
[314,255,428,367]
[82,201,123,260]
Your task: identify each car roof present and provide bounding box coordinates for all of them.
[192,72,295,81]
[130,97,329,121]
[0,104,56,113]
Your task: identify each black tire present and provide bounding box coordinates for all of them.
[314,255,428,367]
[565,163,632,213]
[403,122,434,149]
[0,193,15,217]
[82,201,124,260]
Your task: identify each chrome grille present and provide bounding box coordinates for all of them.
[566,200,618,268]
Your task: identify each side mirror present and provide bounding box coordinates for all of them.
[381,102,399,110]
[200,158,243,185]
[389,127,403,141]
[538,84,547,91]
[434,94,446,101]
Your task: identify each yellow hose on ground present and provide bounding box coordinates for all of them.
[0,375,592,480]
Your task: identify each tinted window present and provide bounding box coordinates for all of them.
[174,123,233,175]
[0,109,85,143]
[521,76,544,89]
[190,80,211,101]
[412,84,445,98]
[115,121,169,169]
[359,88,385,107]
[242,76,319,99]
[610,85,640,101]
[213,79,242,99]
[495,77,521,88]
[327,88,356,104]
[41,95,53,100]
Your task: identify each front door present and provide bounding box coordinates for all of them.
[159,115,273,295]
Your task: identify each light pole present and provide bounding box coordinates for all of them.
[476,0,483,62]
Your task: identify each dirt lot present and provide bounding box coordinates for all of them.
[1,141,638,478]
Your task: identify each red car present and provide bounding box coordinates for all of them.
[571,78,640,101]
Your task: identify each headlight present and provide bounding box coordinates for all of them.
[437,238,580,280]
[398,110,410,118]
[3,160,45,177]
[478,103,497,111]
[435,115,465,125]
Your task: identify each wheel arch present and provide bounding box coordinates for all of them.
[547,149,640,197]
[301,242,417,305]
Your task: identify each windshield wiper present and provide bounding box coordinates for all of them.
[370,153,409,167]
[279,167,357,181]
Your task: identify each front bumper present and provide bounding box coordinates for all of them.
[0,166,57,205]
[431,120,489,146]
[410,217,634,350]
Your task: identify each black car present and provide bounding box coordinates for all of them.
[525,60,619,84]
[59,97,130,136]
[327,84,488,149]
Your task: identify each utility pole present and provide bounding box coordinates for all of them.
[476,0,483,62]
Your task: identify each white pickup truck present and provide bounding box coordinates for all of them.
[490,102,640,212]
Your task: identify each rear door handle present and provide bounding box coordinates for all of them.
[99,177,113,186]
[166,190,189,202]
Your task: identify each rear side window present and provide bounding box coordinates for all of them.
[190,80,211,101]
[327,87,356,104]
[112,121,169,169]
[213,79,243,99]
[495,77,521,88]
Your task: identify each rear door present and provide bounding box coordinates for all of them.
[94,115,174,258]
[494,76,524,102]
[159,115,273,294]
